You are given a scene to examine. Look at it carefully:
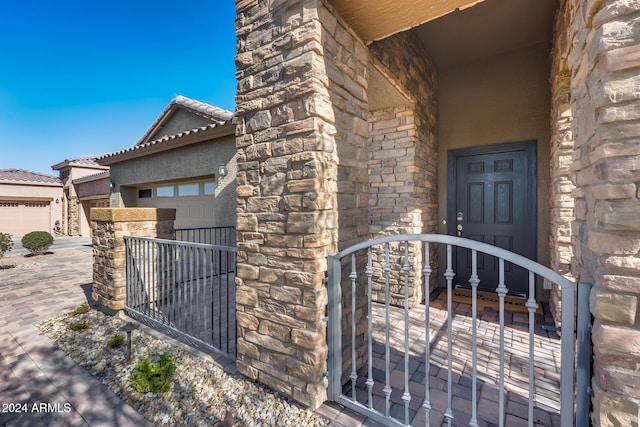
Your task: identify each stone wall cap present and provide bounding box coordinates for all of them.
[91,208,177,222]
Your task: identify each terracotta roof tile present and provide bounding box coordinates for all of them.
[97,122,232,163]
[0,169,62,185]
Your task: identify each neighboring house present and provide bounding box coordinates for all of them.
[97,95,236,230]
[51,157,110,237]
[0,169,63,236]
[232,0,640,420]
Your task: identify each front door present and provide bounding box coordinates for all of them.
[447,141,536,296]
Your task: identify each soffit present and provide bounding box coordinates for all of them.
[329,0,486,44]
[414,0,557,70]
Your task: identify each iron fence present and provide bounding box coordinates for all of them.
[327,234,592,427]
[124,236,237,357]
[174,226,236,246]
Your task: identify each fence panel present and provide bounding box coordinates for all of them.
[125,236,237,357]
[174,226,236,246]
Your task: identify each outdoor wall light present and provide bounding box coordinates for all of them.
[109,180,115,190]
[218,163,228,178]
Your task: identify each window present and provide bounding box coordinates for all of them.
[178,183,199,197]
[204,181,216,195]
[0,201,19,207]
[156,186,174,197]
[26,202,47,208]
[138,189,152,199]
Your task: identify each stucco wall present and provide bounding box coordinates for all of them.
[109,136,237,228]
[152,109,213,140]
[436,43,552,295]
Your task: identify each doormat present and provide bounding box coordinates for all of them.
[437,288,543,315]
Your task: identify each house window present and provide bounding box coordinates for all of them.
[178,183,199,197]
[203,181,216,195]
[138,189,152,198]
[156,186,174,197]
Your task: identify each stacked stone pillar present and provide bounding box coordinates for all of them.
[548,0,576,328]
[566,0,640,424]
[90,208,175,315]
[234,0,341,409]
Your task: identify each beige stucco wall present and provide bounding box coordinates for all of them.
[436,43,552,296]
[109,136,237,228]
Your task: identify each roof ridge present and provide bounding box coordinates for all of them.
[135,95,234,146]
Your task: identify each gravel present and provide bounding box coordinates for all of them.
[36,308,329,427]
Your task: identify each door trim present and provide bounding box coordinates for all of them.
[446,140,537,260]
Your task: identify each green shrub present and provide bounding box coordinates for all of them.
[68,320,90,331]
[0,232,12,260]
[130,353,176,393]
[107,334,125,348]
[72,303,91,315]
[21,231,53,256]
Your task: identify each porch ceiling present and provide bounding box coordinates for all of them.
[329,0,486,44]
[330,0,557,70]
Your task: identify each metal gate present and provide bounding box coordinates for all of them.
[327,234,591,427]
[124,236,237,357]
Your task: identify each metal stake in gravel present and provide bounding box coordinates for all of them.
[119,322,138,363]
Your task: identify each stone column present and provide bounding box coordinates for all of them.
[566,1,640,425]
[90,208,175,315]
[235,0,339,409]
[548,0,576,328]
[69,196,80,236]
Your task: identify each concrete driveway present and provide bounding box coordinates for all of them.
[6,236,92,257]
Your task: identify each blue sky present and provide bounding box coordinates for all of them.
[0,0,237,175]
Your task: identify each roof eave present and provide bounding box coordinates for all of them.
[97,122,234,166]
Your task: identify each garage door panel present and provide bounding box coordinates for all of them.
[0,201,50,236]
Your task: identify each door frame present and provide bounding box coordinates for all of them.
[446,140,538,271]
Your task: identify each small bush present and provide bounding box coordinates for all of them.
[107,334,125,348]
[0,232,13,260]
[21,231,53,256]
[72,303,91,315]
[131,353,176,393]
[68,320,90,331]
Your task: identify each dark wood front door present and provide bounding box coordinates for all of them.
[447,141,536,296]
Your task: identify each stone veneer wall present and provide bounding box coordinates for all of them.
[91,208,175,314]
[235,0,341,409]
[566,0,640,425]
[548,0,576,328]
[367,31,439,306]
[68,196,80,236]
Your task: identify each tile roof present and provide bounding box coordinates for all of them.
[97,122,232,164]
[136,95,234,146]
[51,155,110,170]
[0,169,62,185]
[172,95,234,122]
[72,170,110,184]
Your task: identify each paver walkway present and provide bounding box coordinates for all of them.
[1,247,563,427]
[0,248,152,427]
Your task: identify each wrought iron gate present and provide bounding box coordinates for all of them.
[327,234,591,427]
[124,236,237,357]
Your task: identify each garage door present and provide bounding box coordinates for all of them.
[0,201,50,236]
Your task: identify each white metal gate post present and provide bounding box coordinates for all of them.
[327,253,342,401]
